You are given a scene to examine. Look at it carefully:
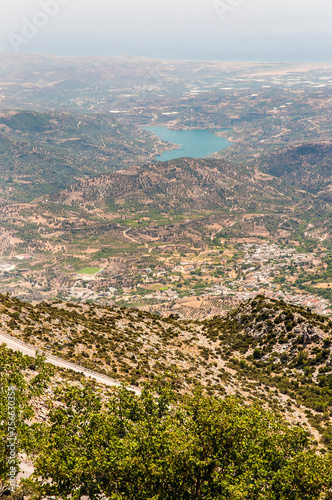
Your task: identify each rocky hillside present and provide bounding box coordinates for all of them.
[1,293,331,448]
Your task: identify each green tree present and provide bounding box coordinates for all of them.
[28,385,332,500]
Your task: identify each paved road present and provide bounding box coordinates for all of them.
[1,330,142,484]
[0,330,141,394]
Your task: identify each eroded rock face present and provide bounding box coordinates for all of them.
[219,296,331,370]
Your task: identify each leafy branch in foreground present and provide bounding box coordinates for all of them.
[28,384,332,500]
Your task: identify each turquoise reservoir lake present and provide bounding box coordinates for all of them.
[145,127,231,161]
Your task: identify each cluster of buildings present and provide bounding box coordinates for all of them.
[207,243,331,316]
[61,241,331,318]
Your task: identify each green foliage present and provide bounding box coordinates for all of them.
[28,385,332,500]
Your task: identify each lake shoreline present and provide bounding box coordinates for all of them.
[143,126,232,162]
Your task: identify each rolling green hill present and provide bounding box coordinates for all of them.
[54,156,316,214]
[0,110,162,203]
[256,143,332,202]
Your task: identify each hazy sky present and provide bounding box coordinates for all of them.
[1,0,331,61]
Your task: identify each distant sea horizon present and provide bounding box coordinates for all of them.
[7,49,332,64]
[6,32,332,64]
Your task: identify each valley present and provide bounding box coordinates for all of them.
[0,54,331,498]
[0,57,331,319]
[0,155,331,318]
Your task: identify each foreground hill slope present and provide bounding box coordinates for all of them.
[1,293,331,448]
[2,344,331,500]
